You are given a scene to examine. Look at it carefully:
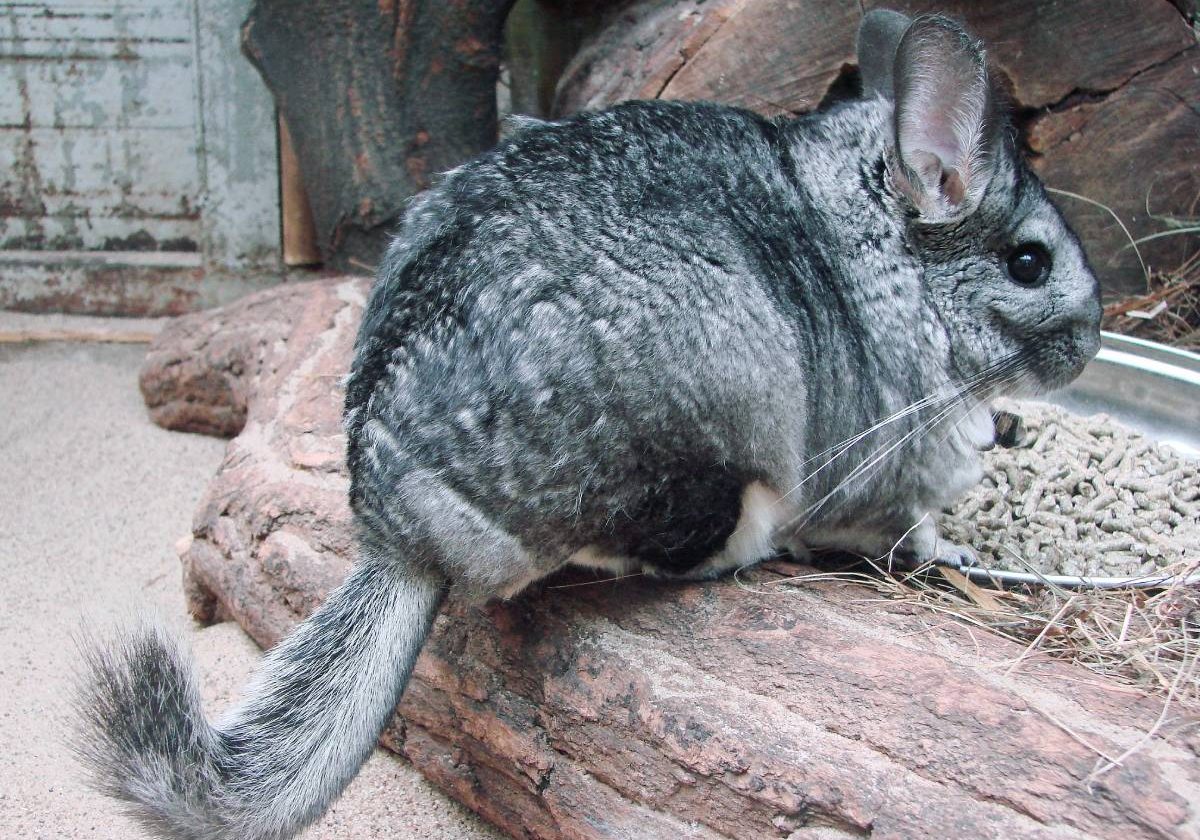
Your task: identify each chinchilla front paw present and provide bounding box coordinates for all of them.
[926,540,981,570]
[891,540,979,571]
[887,518,980,572]
[791,517,979,572]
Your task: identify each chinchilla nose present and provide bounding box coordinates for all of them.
[1074,314,1101,361]
[1069,283,1103,361]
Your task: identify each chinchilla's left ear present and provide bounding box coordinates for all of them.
[856,9,910,100]
[860,13,1001,223]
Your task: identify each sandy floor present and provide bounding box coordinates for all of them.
[0,332,502,839]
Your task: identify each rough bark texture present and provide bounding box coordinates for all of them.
[139,281,299,437]
[503,0,618,119]
[142,279,1200,840]
[553,0,1200,298]
[240,0,515,272]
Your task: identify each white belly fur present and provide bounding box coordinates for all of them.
[567,480,785,580]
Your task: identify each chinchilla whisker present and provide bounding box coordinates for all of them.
[785,375,985,499]
[928,357,1031,450]
[831,398,963,503]
[783,397,964,533]
[897,348,1027,475]
[933,390,995,452]
[785,392,949,485]
[839,353,1029,514]
[926,356,1033,468]
[778,349,1028,507]
[824,397,968,511]
[783,424,935,533]
[778,397,947,505]
[733,370,983,546]
[739,379,982,545]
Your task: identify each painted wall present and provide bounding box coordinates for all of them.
[0,0,281,315]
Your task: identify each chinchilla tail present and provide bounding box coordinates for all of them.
[73,559,446,840]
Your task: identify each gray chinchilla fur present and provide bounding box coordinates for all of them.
[75,10,1100,840]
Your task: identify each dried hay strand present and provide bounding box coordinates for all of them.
[743,552,1198,781]
[1103,254,1200,350]
[1104,195,1200,350]
[1048,185,1200,350]
[751,554,1200,715]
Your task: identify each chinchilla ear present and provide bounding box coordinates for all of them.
[890,15,998,222]
[856,9,911,99]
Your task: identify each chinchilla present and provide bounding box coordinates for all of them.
[75,10,1100,840]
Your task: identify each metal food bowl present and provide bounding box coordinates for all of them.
[1049,332,1200,460]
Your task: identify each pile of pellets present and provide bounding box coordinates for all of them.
[943,401,1199,578]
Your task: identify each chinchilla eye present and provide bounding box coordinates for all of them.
[1006,242,1051,286]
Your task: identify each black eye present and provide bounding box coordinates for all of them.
[1006,243,1051,286]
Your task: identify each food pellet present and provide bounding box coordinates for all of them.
[942,401,1198,578]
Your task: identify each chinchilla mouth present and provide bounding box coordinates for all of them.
[1016,331,1099,394]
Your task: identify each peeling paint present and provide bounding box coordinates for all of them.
[0,0,201,252]
[1,0,282,313]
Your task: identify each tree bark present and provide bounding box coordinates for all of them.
[241,0,516,272]
[502,0,616,118]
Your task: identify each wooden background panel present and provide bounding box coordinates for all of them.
[0,0,282,314]
[0,0,202,253]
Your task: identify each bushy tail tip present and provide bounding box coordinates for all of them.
[72,561,446,840]
[73,624,233,839]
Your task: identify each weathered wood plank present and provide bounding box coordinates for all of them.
[0,0,283,313]
[193,0,281,271]
[0,0,202,253]
[0,249,281,316]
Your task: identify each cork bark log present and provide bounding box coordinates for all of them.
[142,279,1200,839]
[553,0,1200,299]
[240,0,515,271]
